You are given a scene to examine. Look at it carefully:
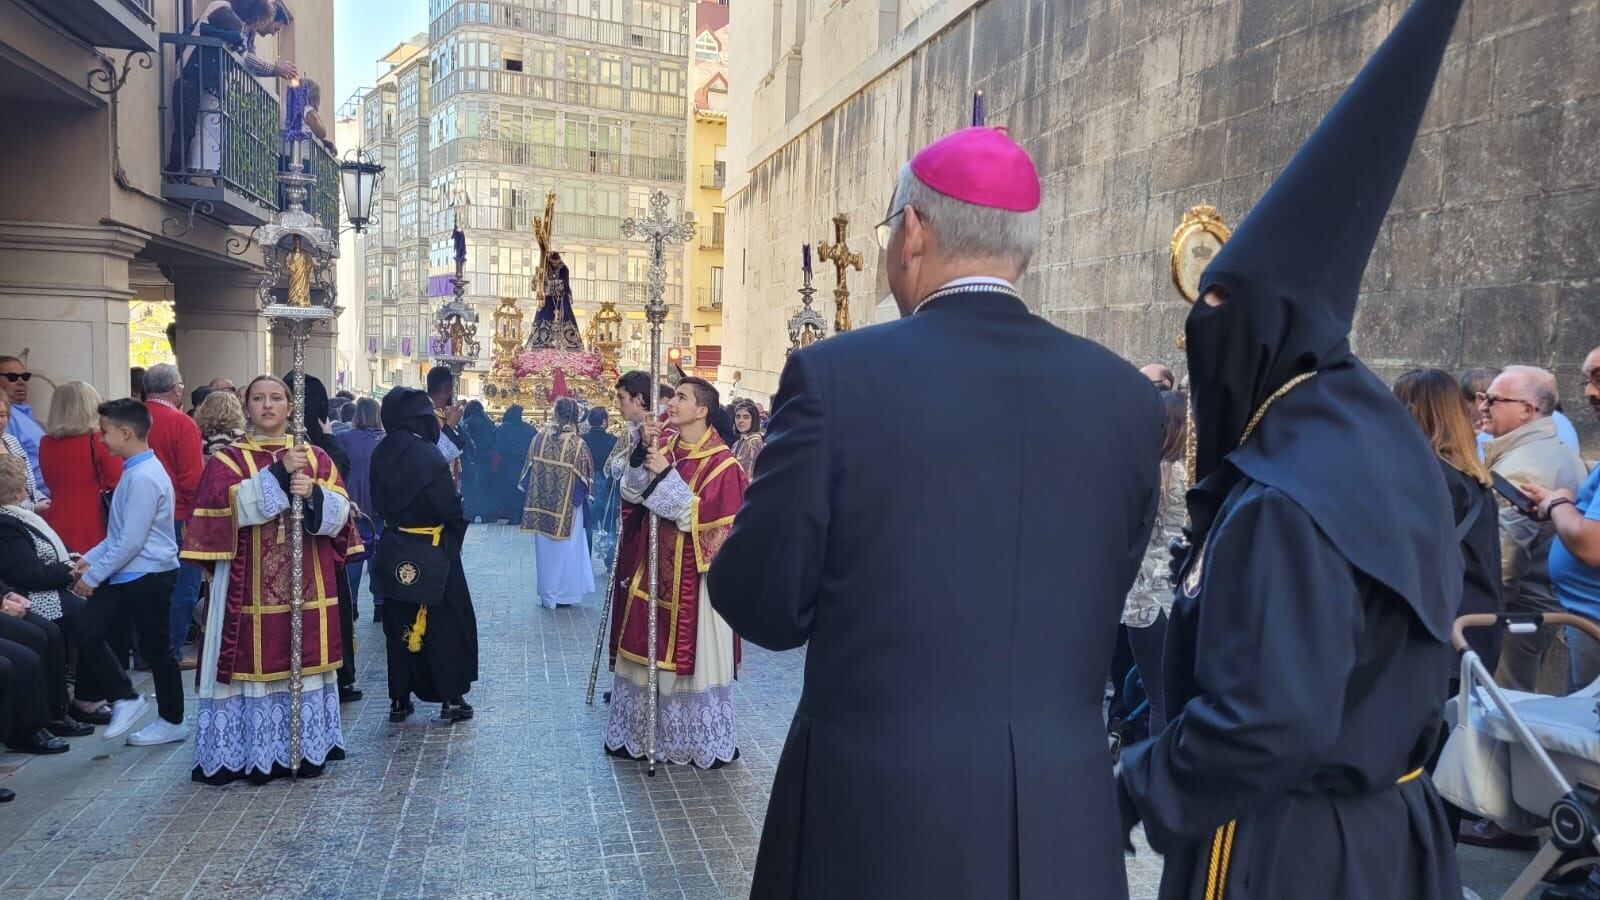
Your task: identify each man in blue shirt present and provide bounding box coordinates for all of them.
[1524,345,1600,694]
[0,356,46,498]
[69,399,187,747]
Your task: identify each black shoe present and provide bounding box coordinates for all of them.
[602,691,612,704]
[389,699,414,722]
[707,748,742,770]
[1459,818,1541,851]
[339,685,365,704]
[0,788,13,802]
[69,705,111,726]
[7,729,70,755]
[45,719,95,738]
[440,699,474,722]
[372,606,384,624]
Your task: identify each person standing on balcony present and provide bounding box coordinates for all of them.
[168,0,297,178]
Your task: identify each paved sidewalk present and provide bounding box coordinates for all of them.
[0,524,1526,898]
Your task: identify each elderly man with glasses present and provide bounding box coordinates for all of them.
[1479,365,1586,693]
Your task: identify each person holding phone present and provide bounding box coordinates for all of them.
[1520,345,1600,696]
[1477,365,1585,692]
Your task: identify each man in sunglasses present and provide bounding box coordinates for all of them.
[0,357,45,500]
[1480,365,1585,692]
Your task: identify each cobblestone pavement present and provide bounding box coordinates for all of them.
[0,524,1522,898]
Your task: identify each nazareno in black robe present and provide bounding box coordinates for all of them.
[1118,0,1468,897]
[371,389,480,704]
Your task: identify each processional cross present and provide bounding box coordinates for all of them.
[817,213,863,333]
[593,190,694,776]
[531,190,558,299]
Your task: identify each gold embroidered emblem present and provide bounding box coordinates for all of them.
[396,561,420,586]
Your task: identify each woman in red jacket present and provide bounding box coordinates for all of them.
[37,381,122,554]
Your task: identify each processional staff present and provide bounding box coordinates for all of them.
[589,191,693,776]
[258,79,337,775]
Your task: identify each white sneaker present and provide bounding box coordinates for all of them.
[126,718,189,746]
[102,695,149,741]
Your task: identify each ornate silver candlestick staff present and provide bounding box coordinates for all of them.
[619,190,694,776]
[257,111,338,776]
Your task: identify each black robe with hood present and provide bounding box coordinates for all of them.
[492,405,537,522]
[1117,1,1467,897]
[371,388,479,704]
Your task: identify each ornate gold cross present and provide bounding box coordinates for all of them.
[817,213,863,333]
[531,190,557,301]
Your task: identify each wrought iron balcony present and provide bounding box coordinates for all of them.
[285,138,341,235]
[701,164,726,190]
[45,0,157,51]
[697,287,723,311]
[159,33,280,227]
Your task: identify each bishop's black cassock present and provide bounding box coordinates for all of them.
[1117,1,1467,898]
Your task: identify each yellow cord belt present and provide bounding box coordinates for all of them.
[1203,767,1425,899]
[396,525,444,652]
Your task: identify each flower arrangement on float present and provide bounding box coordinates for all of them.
[513,348,603,379]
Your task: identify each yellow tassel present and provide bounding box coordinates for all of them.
[403,606,427,653]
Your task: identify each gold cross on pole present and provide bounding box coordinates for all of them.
[531,190,557,304]
[817,213,863,333]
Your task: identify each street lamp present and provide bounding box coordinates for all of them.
[338,148,383,234]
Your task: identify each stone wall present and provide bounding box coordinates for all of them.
[723,0,1600,437]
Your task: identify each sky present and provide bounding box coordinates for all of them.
[333,0,429,114]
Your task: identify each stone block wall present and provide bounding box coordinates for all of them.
[723,0,1600,439]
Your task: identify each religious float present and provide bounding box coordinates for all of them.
[484,192,622,421]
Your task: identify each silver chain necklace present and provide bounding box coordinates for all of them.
[912,282,1024,315]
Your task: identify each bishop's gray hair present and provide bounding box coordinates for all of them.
[889,163,1041,272]
[143,363,182,396]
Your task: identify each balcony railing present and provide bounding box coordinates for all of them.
[562,213,623,241]
[700,165,726,190]
[697,288,723,311]
[431,1,685,56]
[48,0,157,51]
[159,33,281,227]
[565,146,624,176]
[700,221,725,250]
[628,155,684,183]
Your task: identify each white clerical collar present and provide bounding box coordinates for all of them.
[912,276,1022,315]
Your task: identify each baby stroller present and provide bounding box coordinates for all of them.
[1436,613,1600,899]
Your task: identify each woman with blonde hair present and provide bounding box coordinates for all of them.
[37,382,119,554]
[193,390,246,458]
[1393,367,1500,667]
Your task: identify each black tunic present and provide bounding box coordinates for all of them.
[1119,474,1461,900]
[371,417,479,704]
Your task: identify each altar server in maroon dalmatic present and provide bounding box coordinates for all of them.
[606,377,746,769]
[710,127,1162,898]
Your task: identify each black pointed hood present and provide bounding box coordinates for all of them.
[1184,0,1465,641]
[1188,0,1462,476]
